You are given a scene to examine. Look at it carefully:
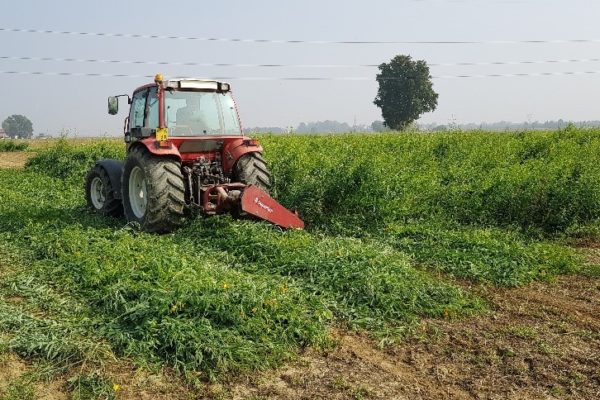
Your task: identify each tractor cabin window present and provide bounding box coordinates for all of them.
[146,87,159,128]
[221,94,241,134]
[162,91,242,136]
[129,89,147,129]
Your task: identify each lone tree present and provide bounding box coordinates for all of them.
[374,55,438,130]
[2,114,33,139]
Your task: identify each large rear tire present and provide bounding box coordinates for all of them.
[234,152,271,192]
[122,146,185,233]
[85,165,123,217]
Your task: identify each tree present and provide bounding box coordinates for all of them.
[374,55,438,130]
[370,120,390,132]
[2,115,33,138]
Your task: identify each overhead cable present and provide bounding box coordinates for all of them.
[2,27,600,45]
[2,69,600,80]
[2,55,600,69]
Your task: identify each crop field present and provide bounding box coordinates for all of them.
[1,129,599,399]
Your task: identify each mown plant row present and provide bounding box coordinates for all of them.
[0,169,481,381]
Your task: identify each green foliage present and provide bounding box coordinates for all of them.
[25,138,124,180]
[0,140,28,152]
[261,129,600,234]
[374,55,438,130]
[1,129,594,382]
[0,171,330,379]
[2,114,33,139]
[68,373,115,400]
[28,128,600,235]
[181,218,482,331]
[0,273,114,366]
[385,221,579,286]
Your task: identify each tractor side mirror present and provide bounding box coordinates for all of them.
[108,96,119,115]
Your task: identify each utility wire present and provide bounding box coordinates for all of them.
[2,69,600,80]
[2,55,600,69]
[2,27,600,45]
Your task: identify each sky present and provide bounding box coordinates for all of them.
[1,0,600,136]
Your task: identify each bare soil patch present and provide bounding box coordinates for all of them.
[0,152,35,169]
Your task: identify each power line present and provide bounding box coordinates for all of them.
[2,27,600,45]
[2,55,600,69]
[430,58,600,67]
[2,69,600,80]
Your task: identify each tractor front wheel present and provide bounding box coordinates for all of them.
[122,147,185,232]
[85,165,123,217]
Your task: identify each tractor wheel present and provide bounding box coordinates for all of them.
[234,152,271,192]
[122,146,185,233]
[85,165,123,217]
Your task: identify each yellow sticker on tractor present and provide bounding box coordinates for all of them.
[156,127,169,141]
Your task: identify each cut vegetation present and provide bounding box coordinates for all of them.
[1,129,599,398]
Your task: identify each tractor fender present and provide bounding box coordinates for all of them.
[222,138,264,173]
[95,159,124,199]
[133,138,182,159]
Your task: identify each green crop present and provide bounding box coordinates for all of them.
[0,128,593,387]
[0,171,331,380]
[180,218,482,334]
[0,140,28,152]
[25,138,124,180]
[384,221,579,286]
[261,127,600,234]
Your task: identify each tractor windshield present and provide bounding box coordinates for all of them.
[163,91,242,136]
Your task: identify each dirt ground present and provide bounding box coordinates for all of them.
[0,152,34,169]
[221,272,599,400]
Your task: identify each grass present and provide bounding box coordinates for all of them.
[0,140,28,152]
[25,138,124,180]
[180,218,482,333]
[0,170,332,381]
[0,128,597,390]
[384,221,579,286]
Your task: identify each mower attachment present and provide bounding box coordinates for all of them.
[201,183,304,229]
[240,185,305,229]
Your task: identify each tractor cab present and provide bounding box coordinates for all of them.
[109,76,241,140]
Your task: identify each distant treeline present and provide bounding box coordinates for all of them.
[245,119,600,134]
[422,119,600,132]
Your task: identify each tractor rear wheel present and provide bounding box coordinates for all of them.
[234,152,271,192]
[85,165,123,217]
[122,146,185,232]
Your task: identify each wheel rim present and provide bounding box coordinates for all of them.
[129,166,147,219]
[90,176,105,209]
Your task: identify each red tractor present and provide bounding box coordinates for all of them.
[85,74,303,232]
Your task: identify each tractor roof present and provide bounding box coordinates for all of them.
[133,78,231,94]
[165,78,231,92]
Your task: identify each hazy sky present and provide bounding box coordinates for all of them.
[1,0,600,136]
